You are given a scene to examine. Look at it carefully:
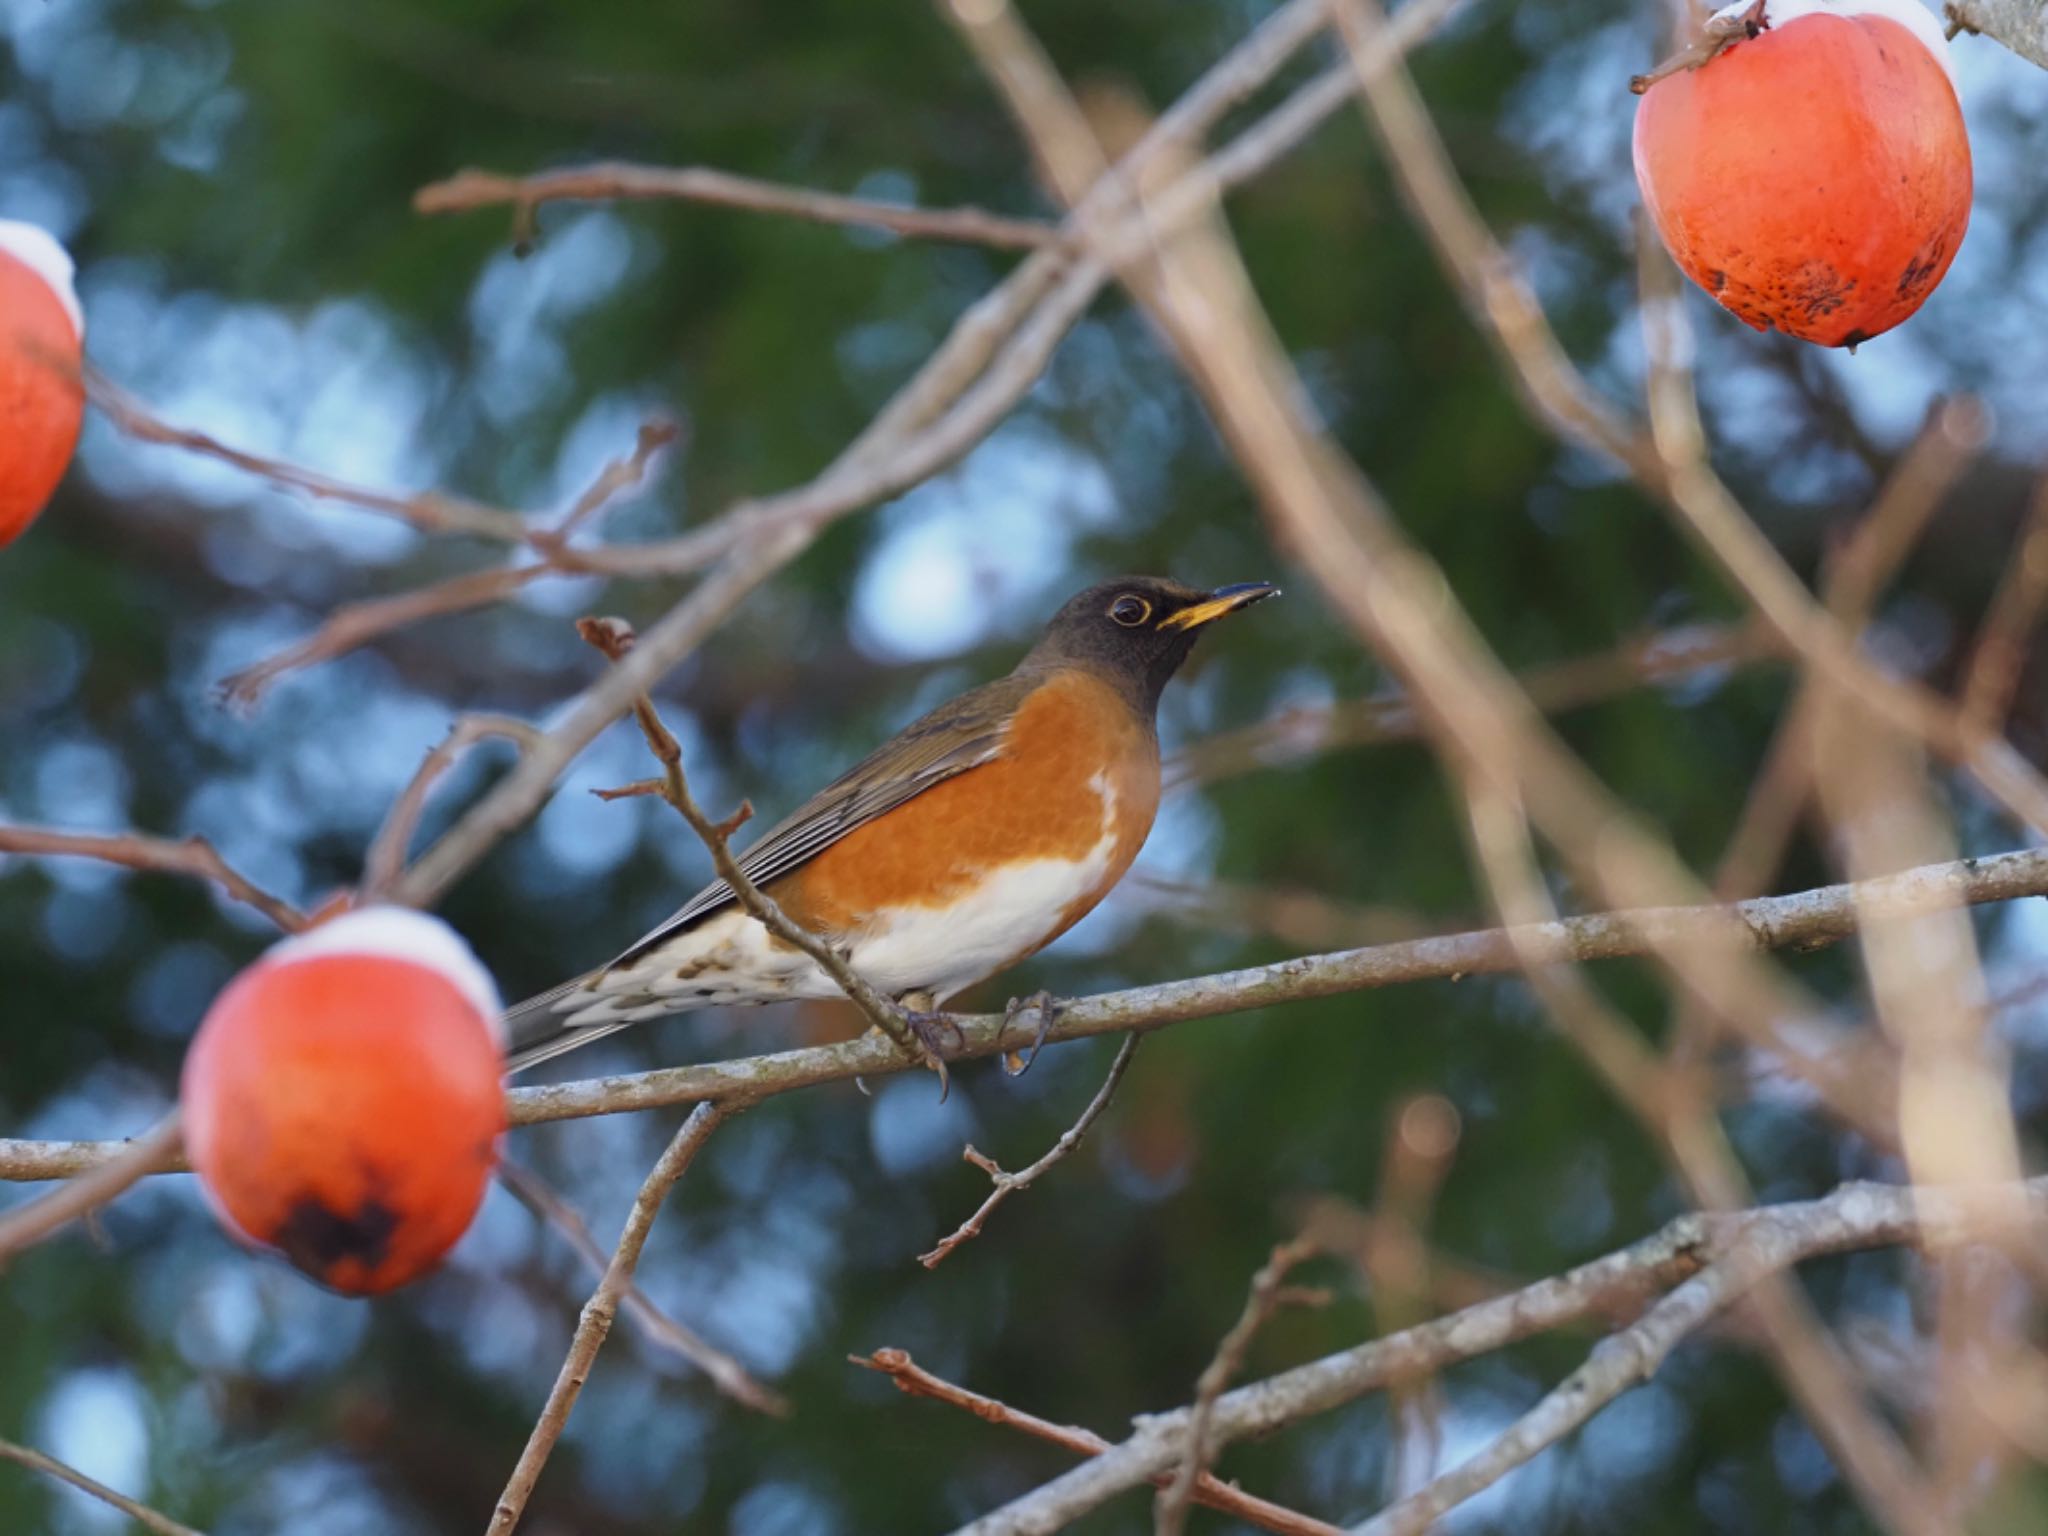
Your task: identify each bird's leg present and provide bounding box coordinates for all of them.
[896,989,964,1054]
[859,990,958,1098]
[999,990,1062,1076]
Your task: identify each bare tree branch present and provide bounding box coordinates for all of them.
[496,1160,788,1417]
[1959,473,2048,735]
[415,161,1056,250]
[9,846,2048,1182]
[0,825,307,933]
[486,1101,726,1536]
[1945,0,2048,68]
[86,366,538,547]
[852,1349,1344,1536]
[0,1114,184,1265]
[919,1033,1140,1268]
[218,564,550,708]
[1168,620,1773,791]
[1155,1235,1327,1534]
[1349,1208,1804,1535]
[1460,775,1947,1536]
[945,1178,2048,1536]
[1701,394,1985,903]
[361,713,544,900]
[0,1435,206,1536]
[217,421,678,706]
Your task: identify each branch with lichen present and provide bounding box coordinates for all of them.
[8,845,2048,1184]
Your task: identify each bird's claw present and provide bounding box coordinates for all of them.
[898,1006,962,1100]
[999,990,1062,1077]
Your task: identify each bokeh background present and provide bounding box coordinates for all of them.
[5,0,2048,1531]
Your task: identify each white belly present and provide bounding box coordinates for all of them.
[555,777,1121,1027]
[846,845,1114,1001]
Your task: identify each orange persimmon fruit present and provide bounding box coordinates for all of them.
[0,220,84,546]
[1633,0,1971,348]
[180,908,506,1295]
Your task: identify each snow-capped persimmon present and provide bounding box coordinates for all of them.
[1633,0,1971,348]
[180,908,506,1296]
[0,220,84,547]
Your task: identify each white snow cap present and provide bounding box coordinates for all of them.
[266,906,506,1045]
[0,220,83,340]
[1709,0,1956,86]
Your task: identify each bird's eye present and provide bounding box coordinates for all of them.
[1109,594,1152,628]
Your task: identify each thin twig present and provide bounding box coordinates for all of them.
[361,713,545,900]
[86,366,535,546]
[218,564,548,708]
[575,616,940,1079]
[919,1033,1141,1267]
[1207,0,1467,198]
[0,1436,206,1536]
[497,1160,789,1417]
[1458,778,1671,1122]
[1156,1236,1328,1535]
[852,1348,1343,1536]
[1131,871,1442,951]
[1958,473,2048,735]
[416,162,1056,251]
[1168,620,1773,791]
[486,1101,726,1536]
[1703,395,1986,902]
[216,419,679,706]
[539,419,683,546]
[1330,0,1665,488]
[0,825,308,933]
[1358,1097,1461,1505]
[1812,659,2028,1519]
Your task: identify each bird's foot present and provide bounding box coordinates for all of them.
[999,990,1062,1077]
[891,993,961,1099]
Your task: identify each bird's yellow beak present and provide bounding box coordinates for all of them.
[1160,581,1281,631]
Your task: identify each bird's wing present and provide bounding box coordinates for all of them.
[603,670,1037,970]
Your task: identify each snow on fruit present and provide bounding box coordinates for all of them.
[1632,0,1971,349]
[180,907,507,1296]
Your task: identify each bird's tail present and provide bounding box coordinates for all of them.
[501,976,634,1076]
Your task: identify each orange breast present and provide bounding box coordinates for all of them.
[771,669,1160,951]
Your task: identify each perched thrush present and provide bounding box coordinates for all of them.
[506,576,1276,1070]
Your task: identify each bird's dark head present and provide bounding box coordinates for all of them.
[1021,575,1279,714]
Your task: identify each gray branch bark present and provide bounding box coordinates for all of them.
[947,1178,2048,1536]
[1947,0,2048,70]
[6,845,2047,1181]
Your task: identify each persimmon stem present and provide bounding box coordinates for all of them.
[1630,0,1768,94]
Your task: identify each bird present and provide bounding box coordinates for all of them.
[504,575,1278,1074]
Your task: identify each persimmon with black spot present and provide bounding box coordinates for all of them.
[1633,0,1971,348]
[180,908,506,1295]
